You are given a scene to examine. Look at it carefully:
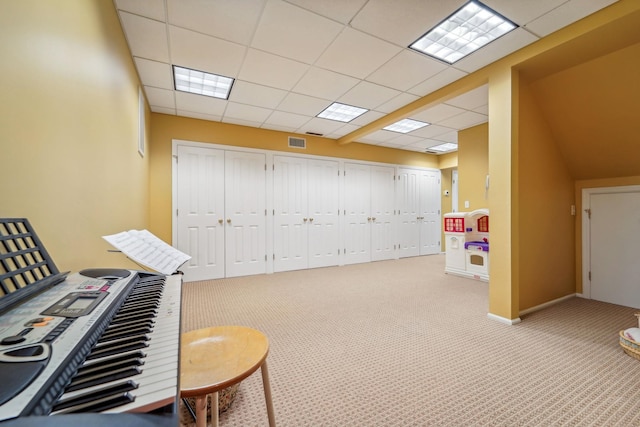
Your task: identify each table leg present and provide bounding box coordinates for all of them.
[195,394,208,427]
[211,391,219,427]
[261,361,276,427]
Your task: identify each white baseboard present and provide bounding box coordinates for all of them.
[487,313,522,325]
[519,293,576,316]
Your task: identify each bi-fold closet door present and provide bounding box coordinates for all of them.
[396,167,442,257]
[176,145,266,281]
[343,162,396,265]
[272,155,340,272]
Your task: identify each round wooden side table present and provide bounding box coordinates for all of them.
[180,326,276,427]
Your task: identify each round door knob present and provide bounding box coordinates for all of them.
[218,219,223,224]
[309,218,314,222]
[303,218,308,222]
[367,217,372,221]
[372,217,376,221]
[227,218,231,224]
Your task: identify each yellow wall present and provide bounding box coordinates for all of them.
[0,1,149,272]
[149,113,439,242]
[457,124,489,211]
[517,82,575,310]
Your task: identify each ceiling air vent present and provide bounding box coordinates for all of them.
[288,136,306,149]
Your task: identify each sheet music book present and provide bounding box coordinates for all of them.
[103,229,191,275]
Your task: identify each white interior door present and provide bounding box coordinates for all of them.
[307,159,340,269]
[344,163,371,265]
[225,151,266,277]
[589,189,640,308]
[370,165,396,261]
[176,145,225,281]
[452,169,459,213]
[419,170,441,255]
[273,156,308,272]
[397,168,420,257]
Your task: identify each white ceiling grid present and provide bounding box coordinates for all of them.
[114,0,617,153]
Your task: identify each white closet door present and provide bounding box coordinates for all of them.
[176,145,225,281]
[308,159,340,269]
[419,170,441,255]
[590,190,640,308]
[370,165,396,261]
[397,168,420,257]
[225,151,266,277]
[273,156,308,272]
[344,163,371,265]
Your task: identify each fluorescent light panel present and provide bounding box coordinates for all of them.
[317,102,368,123]
[427,143,458,152]
[173,66,234,99]
[383,118,430,134]
[410,0,517,64]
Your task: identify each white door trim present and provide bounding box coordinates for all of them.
[581,185,640,299]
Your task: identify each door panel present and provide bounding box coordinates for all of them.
[590,191,640,308]
[273,156,308,272]
[397,168,420,257]
[344,163,371,264]
[308,159,340,268]
[370,165,396,261]
[176,145,225,281]
[419,170,441,255]
[225,151,266,277]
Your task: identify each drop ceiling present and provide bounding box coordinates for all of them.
[114,0,618,154]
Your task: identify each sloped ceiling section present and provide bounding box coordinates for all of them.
[525,10,640,180]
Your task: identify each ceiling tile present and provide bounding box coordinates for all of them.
[408,67,468,96]
[388,134,424,146]
[229,81,288,109]
[223,102,272,123]
[435,130,459,144]
[166,0,265,45]
[349,110,387,126]
[351,0,464,46]
[358,130,399,143]
[115,0,166,21]
[277,93,330,116]
[239,49,310,90]
[411,104,466,123]
[410,124,456,139]
[178,110,223,122]
[283,0,368,24]
[118,12,170,62]
[375,93,421,114]
[524,0,618,37]
[445,85,488,111]
[325,123,360,138]
[151,106,176,115]
[439,111,487,130]
[292,68,359,100]
[483,0,566,26]
[339,81,401,110]
[134,58,173,90]
[221,116,266,128]
[263,110,311,129]
[251,0,343,64]
[169,26,245,77]
[297,117,346,135]
[261,123,300,133]
[144,86,175,109]
[175,91,228,116]
[366,50,448,92]
[453,28,539,73]
[315,27,401,79]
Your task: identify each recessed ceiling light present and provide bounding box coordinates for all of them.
[427,143,458,153]
[173,65,234,99]
[317,102,368,123]
[383,118,430,134]
[409,0,517,64]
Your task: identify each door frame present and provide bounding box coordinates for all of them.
[581,184,640,299]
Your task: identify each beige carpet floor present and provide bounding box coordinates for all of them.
[179,254,640,426]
